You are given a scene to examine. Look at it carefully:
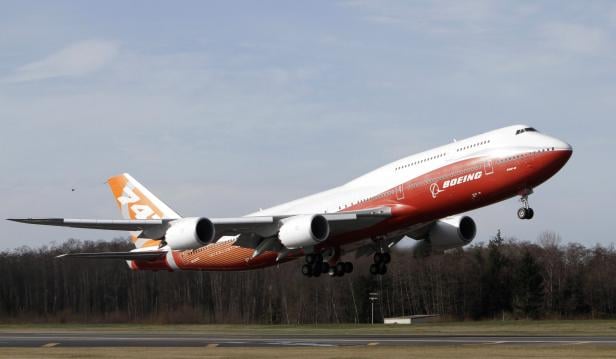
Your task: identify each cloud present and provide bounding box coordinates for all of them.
[541,23,610,55]
[7,40,119,82]
[342,0,497,33]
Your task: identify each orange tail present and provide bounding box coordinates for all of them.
[107,173,180,248]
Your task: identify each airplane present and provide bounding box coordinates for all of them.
[8,125,572,277]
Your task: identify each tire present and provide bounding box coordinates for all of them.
[517,207,528,220]
[321,262,330,274]
[383,252,391,264]
[305,254,315,264]
[301,264,312,276]
[373,253,383,264]
[343,262,353,273]
[378,263,387,275]
[527,208,534,219]
[336,262,345,277]
[369,263,379,275]
[313,262,322,274]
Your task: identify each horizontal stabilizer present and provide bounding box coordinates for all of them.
[56,251,167,260]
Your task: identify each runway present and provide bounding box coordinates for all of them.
[1,332,616,347]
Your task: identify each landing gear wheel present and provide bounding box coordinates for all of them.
[369,264,379,275]
[305,254,316,264]
[517,207,528,220]
[301,264,312,277]
[517,207,535,220]
[526,208,534,219]
[378,263,387,275]
[335,262,346,277]
[373,253,383,264]
[343,262,353,274]
[383,252,391,264]
[312,262,322,277]
[321,262,330,274]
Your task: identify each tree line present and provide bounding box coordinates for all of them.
[1,231,615,324]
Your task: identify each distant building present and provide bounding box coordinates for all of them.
[383,314,440,325]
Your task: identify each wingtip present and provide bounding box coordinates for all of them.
[6,218,25,223]
[6,218,43,224]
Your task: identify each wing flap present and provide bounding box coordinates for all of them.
[211,217,277,239]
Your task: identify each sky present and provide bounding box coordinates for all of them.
[1,1,615,250]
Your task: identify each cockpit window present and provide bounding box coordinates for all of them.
[516,127,538,135]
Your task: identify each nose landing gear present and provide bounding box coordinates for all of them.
[517,193,534,220]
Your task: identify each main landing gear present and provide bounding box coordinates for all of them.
[301,253,327,277]
[517,194,534,220]
[301,253,353,278]
[369,252,390,276]
[328,261,353,277]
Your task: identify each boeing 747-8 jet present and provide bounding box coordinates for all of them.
[9,125,572,277]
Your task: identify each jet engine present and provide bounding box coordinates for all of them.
[410,215,476,256]
[278,214,330,249]
[164,217,215,250]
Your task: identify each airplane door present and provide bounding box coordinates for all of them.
[484,160,494,175]
[396,185,405,200]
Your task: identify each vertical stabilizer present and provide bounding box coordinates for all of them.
[107,173,180,247]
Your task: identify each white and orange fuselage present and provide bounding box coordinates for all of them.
[124,125,572,271]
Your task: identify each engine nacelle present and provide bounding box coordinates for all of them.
[278,214,330,249]
[164,217,215,250]
[410,216,476,256]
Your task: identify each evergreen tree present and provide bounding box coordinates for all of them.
[481,230,512,318]
[513,250,544,319]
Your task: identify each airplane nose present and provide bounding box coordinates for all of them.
[557,140,572,152]
[546,135,572,152]
[547,136,572,170]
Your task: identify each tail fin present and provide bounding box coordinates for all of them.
[107,173,180,248]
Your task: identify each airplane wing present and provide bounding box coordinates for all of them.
[350,221,435,259]
[322,208,391,235]
[57,251,167,260]
[8,207,392,248]
[7,218,166,230]
[7,217,279,240]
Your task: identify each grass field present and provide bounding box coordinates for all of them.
[2,319,616,336]
[1,346,616,359]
